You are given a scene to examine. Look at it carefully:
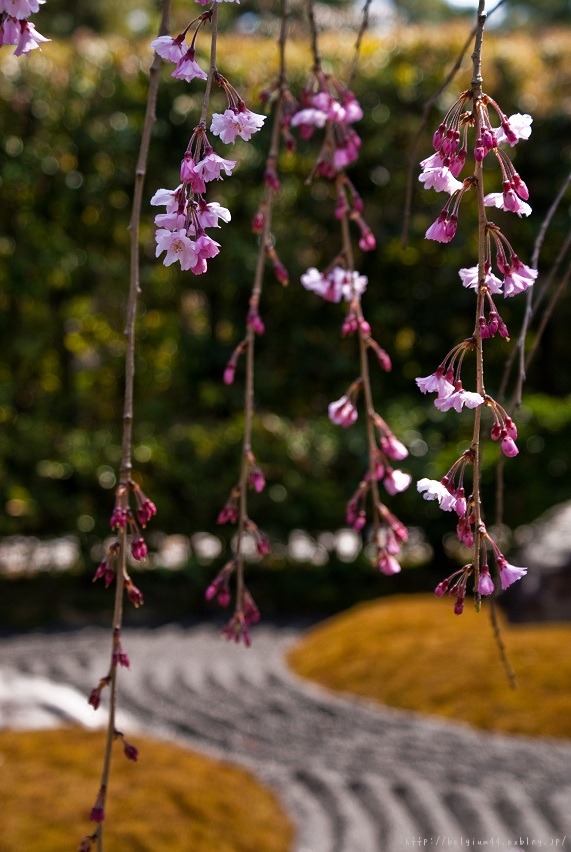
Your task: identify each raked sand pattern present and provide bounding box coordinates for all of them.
[1,623,570,851]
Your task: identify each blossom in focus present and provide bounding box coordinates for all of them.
[211,108,266,143]
[497,555,527,589]
[155,229,197,270]
[484,191,531,218]
[194,150,236,181]
[151,35,186,63]
[458,264,503,295]
[434,385,484,413]
[172,49,208,82]
[495,113,533,146]
[499,257,537,297]
[416,368,455,399]
[417,478,457,512]
[425,211,458,243]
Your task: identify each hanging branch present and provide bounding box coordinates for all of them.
[401,0,507,247]
[78,3,171,850]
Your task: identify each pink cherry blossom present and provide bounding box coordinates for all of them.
[495,113,533,146]
[497,555,527,589]
[478,567,495,596]
[210,108,266,143]
[180,155,206,193]
[172,49,208,82]
[194,151,236,181]
[301,268,343,303]
[434,386,484,413]
[155,228,197,270]
[378,552,401,575]
[13,20,49,55]
[417,478,457,512]
[384,469,412,495]
[484,191,531,218]
[380,435,408,461]
[1,0,44,17]
[328,395,358,428]
[194,233,220,260]
[425,212,457,243]
[419,154,464,194]
[0,16,20,44]
[500,257,537,297]
[458,265,503,295]
[151,35,186,63]
[415,368,454,398]
[150,185,184,212]
[290,108,328,133]
[196,200,231,229]
[500,434,519,458]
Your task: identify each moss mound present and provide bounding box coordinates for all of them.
[0,728,293,851]
[288,594,571,739]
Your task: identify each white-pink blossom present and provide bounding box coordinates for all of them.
[425,212,457,243]
[197,201,231,229]
[500,257,537,297]
[210,108,266,143]
[434,387,485,413]
[497,556,527,589]
[172,50,208,83]
[380,435,408,461]
[478,567,495,596]
[484,191,531,218]
[155,228,197,271]
[378,553,401,575]
[328,395,358,428]
[13,19,49,55]
[419,160,463,194]
[150,35,186,63]
[150,185,184,213]
[416,369,454,398]
[194,151,236,182]
[1,0,44,17]
[495,113,533,146]
[417,478,457,512]
[384,469,412,495]
[290,108,328,129]
[458,265,503,295]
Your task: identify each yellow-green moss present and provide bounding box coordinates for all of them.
[288,594,571,739]
[0,728,293,852]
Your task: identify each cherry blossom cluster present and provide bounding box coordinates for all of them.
[151,15,265,275]
[416,56,534,610]
[296,37,410,576]
[0,0,49,54]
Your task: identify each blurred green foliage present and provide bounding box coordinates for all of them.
[0,22,570,616]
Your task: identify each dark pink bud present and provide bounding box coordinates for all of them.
[359,318,371,336]
[264,166,280,191]
[434,579,449,597]
[501,433,519,458]
[247,308,265,336]
[90,787,106,823]
[512,173,529,200]
[126,579,144,608]
[110,507,127,530]
[273,260,289,286]
[504,417,518,440]
[252,211,264,234]
[433,122,446,150]
[122,739,139,762]
[130,537,148,561]
[358,230,376,252]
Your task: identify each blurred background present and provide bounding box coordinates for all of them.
[1,0,570,629]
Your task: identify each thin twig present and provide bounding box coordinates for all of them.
[93,3,172,848]
[348,0,373,86]
[489,597,518,688]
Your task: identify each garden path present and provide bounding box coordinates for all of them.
[1,622,570,851]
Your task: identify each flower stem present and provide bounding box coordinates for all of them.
[94,4,171,848]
